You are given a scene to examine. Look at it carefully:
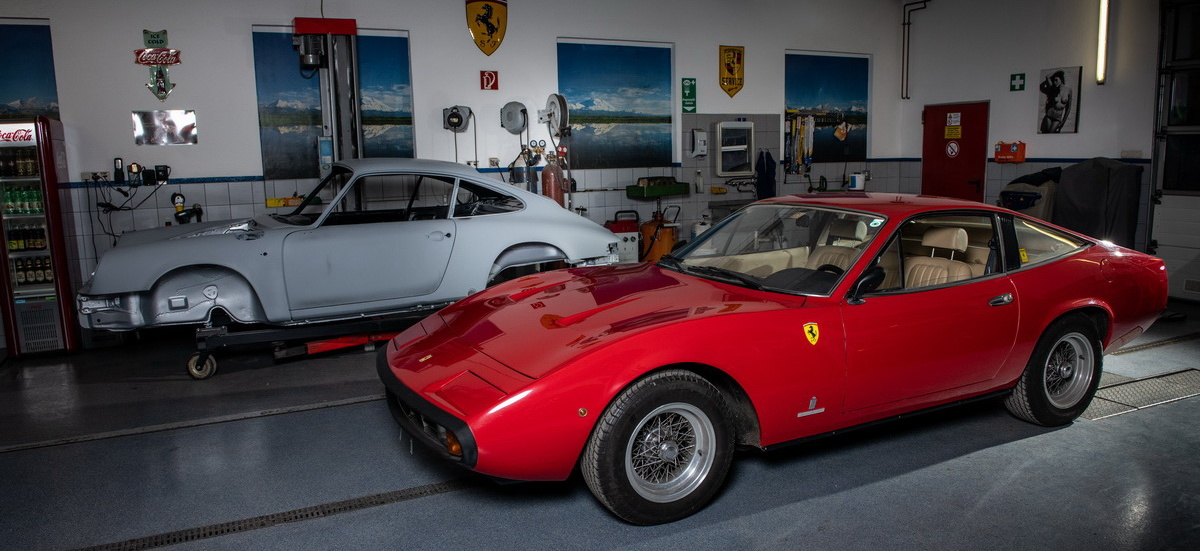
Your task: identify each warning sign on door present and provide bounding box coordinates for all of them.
[946,141,960,158]
[946,112,961,126]
[944,126,962,139]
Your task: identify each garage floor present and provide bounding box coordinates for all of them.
[2,301,1198,550]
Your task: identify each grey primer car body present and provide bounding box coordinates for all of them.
[78,159,620,331]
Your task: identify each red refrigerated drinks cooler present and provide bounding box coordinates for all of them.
[0,116,79,356]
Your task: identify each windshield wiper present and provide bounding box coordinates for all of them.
[657,254,683,270]
[683,264,766,291]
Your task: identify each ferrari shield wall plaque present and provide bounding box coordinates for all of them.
[467,0,506,56]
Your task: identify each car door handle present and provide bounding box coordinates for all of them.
[989,293,1014,306]
[427,231,451,241]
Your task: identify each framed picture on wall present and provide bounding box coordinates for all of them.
[557,40,672,170]
[1037,66,1080,134]
[0,20,60,122]
[252,26,413,180]
[784,51,869,170]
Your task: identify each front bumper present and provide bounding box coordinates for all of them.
[376,345,480,468]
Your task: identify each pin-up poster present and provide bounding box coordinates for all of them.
[1038,66,1080,134]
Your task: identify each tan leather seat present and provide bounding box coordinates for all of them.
[806,219,867,272]
[826,219,867,247]
[904,227,973,288]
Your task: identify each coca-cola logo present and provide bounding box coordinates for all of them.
[134,48,182,66]
[0,129,33,142]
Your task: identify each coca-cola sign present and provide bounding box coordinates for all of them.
[0,129,34,142]
[134,48,182,66]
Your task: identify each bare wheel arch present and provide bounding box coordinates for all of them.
[487,243,568,285]
[148,265,268,326]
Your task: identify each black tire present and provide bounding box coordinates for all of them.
[1004,315,1102,426]
[580,369,734,525]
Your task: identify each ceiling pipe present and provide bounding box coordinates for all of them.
[902,0,930,100]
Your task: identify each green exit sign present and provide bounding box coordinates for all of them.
[682,78,696,113]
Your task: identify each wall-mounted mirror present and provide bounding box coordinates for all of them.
[716,121,754,176]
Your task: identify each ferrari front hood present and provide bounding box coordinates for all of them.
[438,263,801,379]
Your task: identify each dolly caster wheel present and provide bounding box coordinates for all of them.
[186,352,218,380]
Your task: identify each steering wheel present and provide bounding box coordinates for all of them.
[815,263,845,275]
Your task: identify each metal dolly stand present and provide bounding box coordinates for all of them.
[185,311,437,379]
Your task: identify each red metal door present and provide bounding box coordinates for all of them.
[921,101,989,201]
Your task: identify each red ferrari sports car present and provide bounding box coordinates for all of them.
[377,193,1167,525]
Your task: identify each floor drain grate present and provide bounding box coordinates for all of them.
[74,477,484,550]
[1083,369,1200,421]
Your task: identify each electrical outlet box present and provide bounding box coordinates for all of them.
[82,171,110,181]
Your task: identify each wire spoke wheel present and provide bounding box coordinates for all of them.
[1005,316,1102,427]
[581,369,733,524]
[1043,332,1094,409]
[624,403,715,503]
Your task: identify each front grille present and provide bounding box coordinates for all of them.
[395,395,444,443]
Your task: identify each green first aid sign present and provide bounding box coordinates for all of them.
[682,78,696,113]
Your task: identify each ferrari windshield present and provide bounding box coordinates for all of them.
[666,204,886,296]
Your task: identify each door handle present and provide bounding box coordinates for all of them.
[427,231,452,240]
[988,293,1013,306]
[968,180,982,193]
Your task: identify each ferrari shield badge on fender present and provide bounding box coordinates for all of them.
[466,0,507,56]
[803,322,819,345]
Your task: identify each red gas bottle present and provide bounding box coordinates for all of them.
[541,152,565,207]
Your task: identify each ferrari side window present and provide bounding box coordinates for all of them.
[871,237,905,291]
[893,214,997,289]
[1011,217,1088,267]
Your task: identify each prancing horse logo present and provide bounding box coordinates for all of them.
[803,322,819,345]
[466,0,507,56]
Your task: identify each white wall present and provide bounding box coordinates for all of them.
[1,0,1158,174]
[903,0,1157,160]
[3,0,907,178]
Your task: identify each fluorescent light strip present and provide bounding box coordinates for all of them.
[1097,0,1110,84]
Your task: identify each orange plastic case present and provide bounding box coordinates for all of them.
[994,141,1026,163]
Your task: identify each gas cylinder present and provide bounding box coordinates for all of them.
[640,210,678,262]
[541,152,565,207]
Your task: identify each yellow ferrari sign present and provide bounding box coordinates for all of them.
[803,322,819,345]
[466,0,507,56]
[719,45,744,97]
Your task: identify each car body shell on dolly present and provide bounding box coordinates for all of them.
[76,158,619,330]
[377,192,1167,524]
